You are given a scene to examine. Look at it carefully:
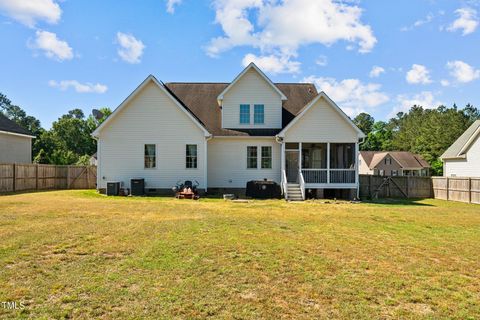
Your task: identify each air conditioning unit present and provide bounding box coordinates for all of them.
[131,178,145,196]
[106,181,121,196]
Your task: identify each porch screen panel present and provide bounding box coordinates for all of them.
[330,143,355,169]
[302,143,327,168]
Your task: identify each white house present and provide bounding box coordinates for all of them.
[0,113,34,164]
[92,63,365,200]
[441,120,480,177]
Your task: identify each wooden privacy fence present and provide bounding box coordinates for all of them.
[359,175,433,199]
[432,177,480,204]
[0,163,96,193]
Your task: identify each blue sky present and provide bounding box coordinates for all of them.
[0,0,479,128]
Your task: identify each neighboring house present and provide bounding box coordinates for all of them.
[441,120,480,177]
[92,63,365,200]
[89,153,98,166]
[359,151,430,176]
[0,113,34,163]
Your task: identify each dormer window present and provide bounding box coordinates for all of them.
[254,104,264,124]
[240,104,250,124]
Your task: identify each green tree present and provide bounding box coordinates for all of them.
[353,112,375,136]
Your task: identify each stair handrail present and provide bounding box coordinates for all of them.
[282,169,288,200]
[299,169,306,200]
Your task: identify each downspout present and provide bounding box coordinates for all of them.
[204,134,213,193]
[356,136,366,200]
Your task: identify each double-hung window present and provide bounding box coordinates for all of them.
[186,144,198,169]
[254,104,264,124]
[261,146,272,169]
[240,104,250,124]
[247,146,258,169]
[144,144,156,168]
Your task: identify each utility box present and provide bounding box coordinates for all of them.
[131,178,145,196]
[106,182,120,196]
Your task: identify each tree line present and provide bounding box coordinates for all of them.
[0,92,111,165]
[353,104,479,175]
[1,91,479,174]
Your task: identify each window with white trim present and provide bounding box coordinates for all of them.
[186,144,197,169]
[240,104,250,124]
[144,144,156,168]
[254,104,264,124]
[247,146,257,169]
[261,146,272,169]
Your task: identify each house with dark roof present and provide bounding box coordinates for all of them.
[92,63,365,200]
[0,113,34,163]
[359,151,430,177]
[441,120,480,177]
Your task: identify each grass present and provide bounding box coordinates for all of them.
[0,191,479,319]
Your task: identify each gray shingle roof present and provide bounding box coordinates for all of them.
[360,151,430,169]
[441,120,480,159]
[165,82,318,136]
[0,113,33,136]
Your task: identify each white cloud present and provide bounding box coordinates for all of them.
[30,30,73,61]
[401,12,434,31]
[303,76,389,117]
[0,0,61,27]
[406,64,432,84]
[166,0,182,14]
[49,80,108,94]
[242,53,300,74]
[440,79,450,87]
[446,60,480,83]
[392,91,443,116]
[369,66,385,78]
[206,0,376,66]
[447,8,478,35]
[316,55,328,67]
[116,32,145,64]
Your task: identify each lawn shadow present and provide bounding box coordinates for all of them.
[363,198,435,207]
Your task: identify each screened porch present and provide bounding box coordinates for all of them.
[281,142,358,187]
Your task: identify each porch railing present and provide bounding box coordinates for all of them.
[298,169,305,200]
[301,169,356,184]
[281,169,288,199]
[302,169,328,184]
[330,169,356,184]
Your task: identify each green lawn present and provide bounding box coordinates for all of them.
[0,191,479,319]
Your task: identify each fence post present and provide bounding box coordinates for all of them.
[369,175,372,199]
[468,178,472,204]
[406,176,409,198]
[12,163,16,192]
[67,166,70,189]
[446,177,449,201]
[35,164,39,191]
[86,166,90,189]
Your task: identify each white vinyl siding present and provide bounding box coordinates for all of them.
[444,134,480,177]
[222,68,282,129]
[0,133,32,163]
[97,81,206,190]
[208,138,280,188]
[284,96,358,143]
